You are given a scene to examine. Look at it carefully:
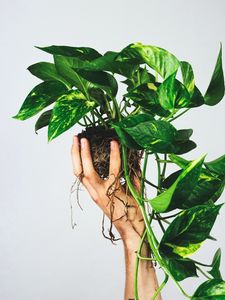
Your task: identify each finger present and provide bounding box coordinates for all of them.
[71,135,83,177]
[108,140,121,183]
[80,138,99,178]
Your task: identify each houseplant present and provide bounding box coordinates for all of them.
[12,42,225,299]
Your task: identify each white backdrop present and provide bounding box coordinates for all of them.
[1,0,225,299]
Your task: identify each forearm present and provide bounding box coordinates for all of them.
[122,238,162,300]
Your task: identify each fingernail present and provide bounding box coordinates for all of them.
[111,140,115,149]
[81,138,86,149]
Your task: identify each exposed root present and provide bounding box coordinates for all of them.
[69,171,85,229]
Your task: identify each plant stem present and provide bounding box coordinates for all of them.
[104,94,114,118]
[131,106,141,115]
[134,229,147,299]
[189,259,212,267]
[141,151,149,197]
[168,108,191,122]
[121,145,191,299]
[144,179,161,190]
[93,109,108,127]
[161,154,167,181]
[196,266,212,280]
[155,214,166,233]
[153,212,181,220]
[151,274,169,300]
[112,96,121,121]
[154,153,162,194]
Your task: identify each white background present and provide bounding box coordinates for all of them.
[1,0,225,299]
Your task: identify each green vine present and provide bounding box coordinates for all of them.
[12,42,225,299]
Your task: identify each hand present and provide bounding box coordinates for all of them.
[71,136,161,300]
[71,136,146,245]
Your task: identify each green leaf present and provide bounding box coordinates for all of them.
[84,51,139,78]
[166,154,225,208]
[157,72,191,110]
[48,89,95,141]
[12,81,68,120]
[35,45,102,60]
[208,249,223,280]
[164,257,198,281]
[112,114,154,150]
[117,42,180,79]
[168,153,190,168]
[114,114,178,153]
[74,69,118,97]
[159,204,223,258]
[150,154,206,212]
[205,155,225,177]
[204,44,225,106]
[27,62,70,87]
[180,61,195,96]
[192,279,225,299]
[125,84,170,117]
[112,124,142,150]
[54,55,93,99]
[171,129,197,154]
[189,85,205,107]
[173,129,193,141]
[35,109,52,133]
[122,67,156,91]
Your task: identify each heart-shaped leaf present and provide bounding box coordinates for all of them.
[157,72,191,110]
[125,84,170,117]
[48,89,96,141]
[54,55,93,100]
[150,154,206,212]
[164,257,198,281]
[73,69,118,97]
[27,62,71,87]
[166,154,225,208]
[192,279,225,299]
[82,51,139,78]
[204,44,225,106]
[112,113,154,150]
[114,113,178,153]
[159,204,223,258]
[116,42,180,79]
[35,45,102,60]
[12,81,68,120]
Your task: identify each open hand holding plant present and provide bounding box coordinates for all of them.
[71,136,161,299]
[13,42,225,299]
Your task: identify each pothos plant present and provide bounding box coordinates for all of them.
[12,42,225,299]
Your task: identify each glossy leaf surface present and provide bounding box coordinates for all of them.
[158,72,191,110]
[36,45,101,60]
[208,249,223,280]
[12,81,68,120]
[48,90,95,141]
[117,42,180,79]
[150,154,206,212]
[192,279,225,299]
[27,62,70,87]
[159,204,223,258]
[204,44,225,106]
[35,109,52,133]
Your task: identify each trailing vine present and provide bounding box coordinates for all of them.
[12,42,225,299]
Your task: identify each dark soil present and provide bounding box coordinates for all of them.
[77,126,144,194]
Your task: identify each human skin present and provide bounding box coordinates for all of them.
[71,136,161,300]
